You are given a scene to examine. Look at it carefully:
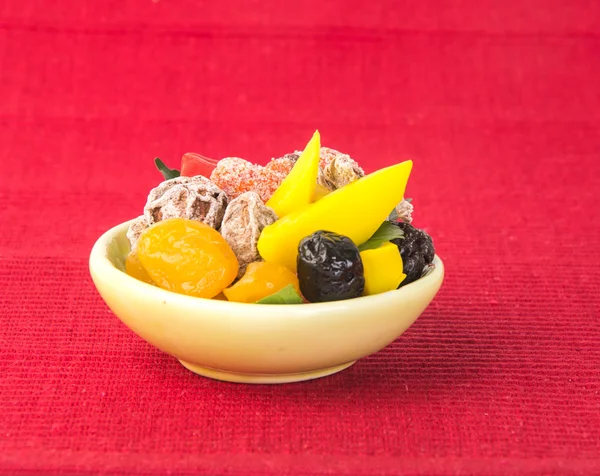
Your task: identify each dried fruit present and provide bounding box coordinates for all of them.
[390,222,435,286]
[318,147,351,169]
[137,218,239,298]
[258,160,413,271]
[220,192,278,278]
[360,242,405,295]
[126,215,149,251]
[210,157,283,203]
[144,176,228,229]
[223,262,300,303]
[297,231,364,302]
[318,148,365,191]
[210,143,317,206]
[264,153,298,175]
[267,131,321,217]
[125,251,154,285]
[393,199,414,224]
[180,153,219,177]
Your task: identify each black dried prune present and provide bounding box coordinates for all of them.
[391,222,435,286]
[297,231,365,302]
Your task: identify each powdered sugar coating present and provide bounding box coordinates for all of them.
[126,215,149,252]
[211,157,289,203]
[395,199,414,224]
[318,147,357,169]
[144,176,228,227]
[126,176,228,251]
[265,153,299,176]
[318,147,365,190]
[220,192,278,278]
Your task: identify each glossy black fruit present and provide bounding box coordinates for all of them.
[391,223,435,286]
[297,230,365,302]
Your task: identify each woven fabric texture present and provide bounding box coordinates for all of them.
[0,1,599,475]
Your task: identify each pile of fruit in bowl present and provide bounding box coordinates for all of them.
[124,131,436,304]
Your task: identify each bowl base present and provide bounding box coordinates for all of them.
[178,360,356,384]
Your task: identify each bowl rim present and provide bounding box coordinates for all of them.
[90,219,444,313]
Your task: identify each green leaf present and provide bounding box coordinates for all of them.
[358,221,404,252]
[154,158,180,180]
[256,285,304,304]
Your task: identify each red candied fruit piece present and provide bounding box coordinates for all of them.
[180,153,219,178]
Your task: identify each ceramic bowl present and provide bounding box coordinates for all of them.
[89,220,444,384]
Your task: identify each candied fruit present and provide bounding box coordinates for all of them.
[223,261,300,303]
[220,192,278,278]
[144,176,228,229]
[390,222,435,286]
[137,218,239,298]
[266,131,321,217]
[257,161,413,271]
[360,242,406,295]
[318,151,365,190]
[297,231,364,303]
[211,157,299,203]
[264,154,298,176]
[125,251,154,285]
[180,152,219,178]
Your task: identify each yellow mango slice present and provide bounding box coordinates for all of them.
[360,242,406,295]
[312,183,330,201]
[266,131,321,217]
[257,160,413,271]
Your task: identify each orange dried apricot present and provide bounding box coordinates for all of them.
[223,261,300,303]
[125,251,154,285]
[137,218,239,298]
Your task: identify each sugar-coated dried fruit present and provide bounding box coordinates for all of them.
[223,261,300,303]
[257,160,413,271]
[267,131,321,217]
[297,231,365,302]
[390,222,435,286]
[125,251,154,285]
[318,147,365,191]
[360,242,405,295]
[394,199,414,224]
[264,153,298,176]
[137,218,239,298]
[210,157,284,203]
[220,192,278,278]
[144,175,228,233]
[126,215,149,251]
[210,157,259,198]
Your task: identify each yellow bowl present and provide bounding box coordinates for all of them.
[89,220,444,384]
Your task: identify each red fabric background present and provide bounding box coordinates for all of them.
[1,1,599,475]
